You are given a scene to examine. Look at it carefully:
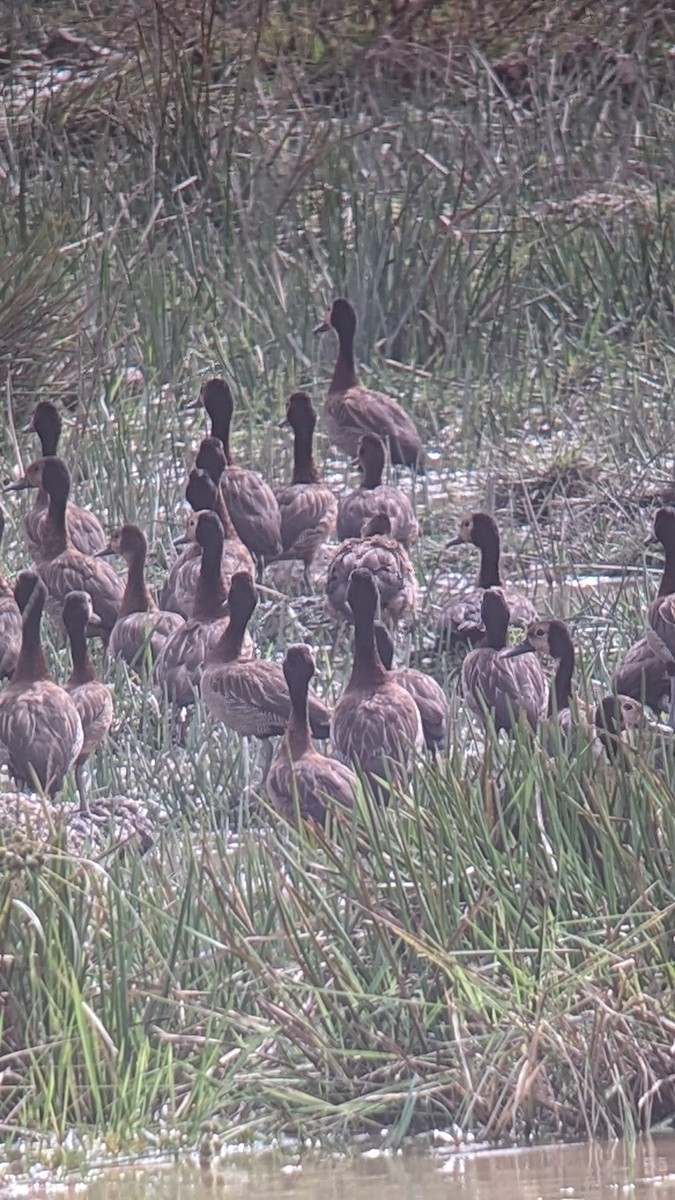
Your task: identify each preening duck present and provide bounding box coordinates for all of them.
[504,618,596,752]
[22,401,107,559]
[7,458,124,638]
[267,644,358,827]
[337,432,419,547]
[331,567,424,793]
[326,511,418,624]
[374,621,448,752]
[274,392,338,588]
[202,572,330,760]
[63,591,114,812]
[461,590,547,734]
[98,525,184,667]
[613,507,675,714]
[314,298,424,472]
[196,378,282,563]
[154,512,254,707]
[438,512,536,648]
[0,507,21,680]
[0,572,83,795]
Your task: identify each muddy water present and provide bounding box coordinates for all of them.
[21,1136,675,1200]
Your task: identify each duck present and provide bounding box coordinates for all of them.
[7,458,125,637]
[161,465,254,619]
[503,618,597,752]
[331,567,424,793]
[201,572,331,771]
[613,507,675,714]
[0,506,21,680]
[266,644,358,827]
[0,571,83,796]
[97,525,184,667]
[274,392,338,588]
[314,298,424,471]
[325,512,418,624]
[194,437,256,579]
[438,512,537,649]
[373,621,448,752]
[196,378,283,564]
[461,590,547,734]
[593,695,647,765]
[22,401,107,560]
[62,590,114,812]
[154,512,254,706]
[337,432,419,547]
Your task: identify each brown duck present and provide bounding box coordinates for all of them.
[613,507,675,714]
[0,506,21,680]
[196,378,282,563]
[274,392,338,588]
[63,590,114,811]
[461,590,546,734]
[337,432,418,547]
[314,298,424,471]
[326,511,418,624]
[0,572,83,795]
[98,525,184,667]
[438,512,536,649]
[331,568,423,792]
[374,621,448,752]
[267,644,358,827]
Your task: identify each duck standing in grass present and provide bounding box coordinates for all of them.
[97,525,184,667]
[24,401,107,559]
[438,512,536,649]
[613,507,675,714]
[274,392,337,589]
[267,644,358,827]
[337,432,418,547]
[195,377,283,566]
[331,568,423,793]
[63,590,114,812]
[0,572,83,796]
[314,298,424,472]
[326,512,418,625]
[461,590,546,734]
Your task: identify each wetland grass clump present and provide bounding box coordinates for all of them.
[0,0,675,1166]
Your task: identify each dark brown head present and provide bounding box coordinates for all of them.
[195,436,227,484]
[97,524,147,562]
[199,378,234,425]
[448,512,499,551]
[194,510,225,556]
[14,570,47,615]
[62,589,97,634]
[285,392,316,434]
[283,643,316,692]
[362,511,392,538]
[347,567,378,624]
[32,401,62,457]
[504,618,573,662]
[314,297,357,341]
[373,620,394,670]
[227,571,258,627]
[185,468,218,514]
[651,507,675,550]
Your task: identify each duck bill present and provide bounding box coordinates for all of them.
[644,533,659,547]
[313,312,331,335]
[4,477,31,492]
[446,535,463,547]
[173,534,190,547]
[502,641,536,659]
[85,612,105,636]
[95,544,115,558]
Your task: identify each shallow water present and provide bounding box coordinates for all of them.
[14,1136,675,1200]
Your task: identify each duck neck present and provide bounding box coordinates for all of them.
[550,644,574,715]
[658,540,675,597]
[212,609,248,663]
[209,415,234,466]
[193,540,228,621]
[483,611,508,651]
[121,546,155,616]
[477,531,503,589]
[349,610,387,690]
[330,325,358,392]
[361,457,383,490]
[42,490,69,558]
[13,599,50,685]
[285,677,312,759]
[214,490,239,541]
[68,621,96,686]
[291,424,320,485]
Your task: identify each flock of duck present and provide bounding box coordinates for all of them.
[0,296,673,832]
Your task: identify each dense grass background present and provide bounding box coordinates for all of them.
[1,0,675,1170]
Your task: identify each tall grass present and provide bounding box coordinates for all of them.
[0,0,675,1168]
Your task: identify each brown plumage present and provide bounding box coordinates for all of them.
[0,572,83,796]
[21,401,107,560]
[0,506,21,680]
[326,512,418,624]
[613,507,675,713]
[97,525,184,667]
[154,512,254,706]
[438,512,536,648]
[267,644,358,827]
[7,458,124,639]
[162,465,254,619]
[202,572,331,745]
[337,432,419,547]
[197,378,283,562]
[274,392,337,585]
[504,618,597,752]
[374,621,448,752]
[331,568,424,793]
[63,591,114,812]
[314,298,424,472]
[461,590,547,734]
